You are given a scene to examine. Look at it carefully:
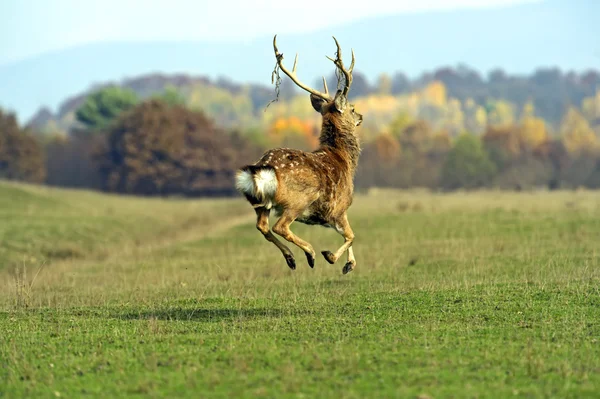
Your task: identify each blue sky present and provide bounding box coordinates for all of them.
[1,0,540,65]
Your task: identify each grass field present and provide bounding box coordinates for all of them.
[1,181,599,398]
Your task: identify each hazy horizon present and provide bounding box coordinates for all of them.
[1,0,542,65]
[1,0,597,122]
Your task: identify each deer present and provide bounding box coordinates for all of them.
[235,34,363,275]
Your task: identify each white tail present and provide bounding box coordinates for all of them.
[235,167,278,208]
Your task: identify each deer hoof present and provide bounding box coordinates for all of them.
[342,261,355,274]
[306,252,315,268]
[321,251,336,264]
[285,255,296,270]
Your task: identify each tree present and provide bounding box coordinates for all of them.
[75,87,139,131]
[267,116,318,151]
[441,133,496,190]
[0,109,46,183]
[398,120,434,154]
[388,111,414,137]
[482,124,520,172]
[421,81,447,107]
[44,133,104,189]
[464,98,487,135]
[486,99,515,126]
[518,115,548,151]
[373,133,401,164]
[154,85,186,107]
[96,99,244,196]
[560,107,598,155]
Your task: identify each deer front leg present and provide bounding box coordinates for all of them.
[321,214,356,274]
[344,246,356,274]
[272,210,317,268]
[255,207,297,270]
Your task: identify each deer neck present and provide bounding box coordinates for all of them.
[318,119,361,172]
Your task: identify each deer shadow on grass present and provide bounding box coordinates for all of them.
[112,306,312,322]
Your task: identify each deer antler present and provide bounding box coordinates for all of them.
[273,35,331,101]
[326,36,355,97]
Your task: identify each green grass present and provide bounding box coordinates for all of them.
[0,181,251,269]
[1,183,599,398]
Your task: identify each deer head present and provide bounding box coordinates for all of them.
[273,35,363,130]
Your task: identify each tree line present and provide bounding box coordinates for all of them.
[2,69,600,196]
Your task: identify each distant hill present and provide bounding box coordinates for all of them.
[0,0,598,122]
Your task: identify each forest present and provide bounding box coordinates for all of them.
[2,65,600,196]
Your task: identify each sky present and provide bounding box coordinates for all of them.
[0,0,541,66]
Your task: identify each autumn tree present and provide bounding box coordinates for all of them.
[0,109,46,183]
[388,111,414,137]
[267,116,318,151]
[519,115,548,151]
[464,98,487,135]
[96,99,243,196]
[485,100,515,126]
[421,81,447,107]
[398,120,434,154]
[482,124,521,172]
[560,107,598,155]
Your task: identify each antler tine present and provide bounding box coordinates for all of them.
[322,76,329,97]
[292,53,298,74]
[327,36,354,97]
[273,35,331,101]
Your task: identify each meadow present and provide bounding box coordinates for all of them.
[0,181,599,398]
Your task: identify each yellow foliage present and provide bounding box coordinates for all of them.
[519,116,548,150]
[421,81,447,107]
[352,95,403,141]
[268,116,318,150]
[185,82,253,128]
[487,100,515,126]
[561,107,599,154]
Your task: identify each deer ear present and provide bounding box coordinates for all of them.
[310,94,327,113]
[333,90,347,113]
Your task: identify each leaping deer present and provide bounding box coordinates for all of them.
[235,35,363,274]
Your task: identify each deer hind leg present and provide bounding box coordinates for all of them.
[255,207,296,270]
[272,210,317,268]
[321,213,356,274]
